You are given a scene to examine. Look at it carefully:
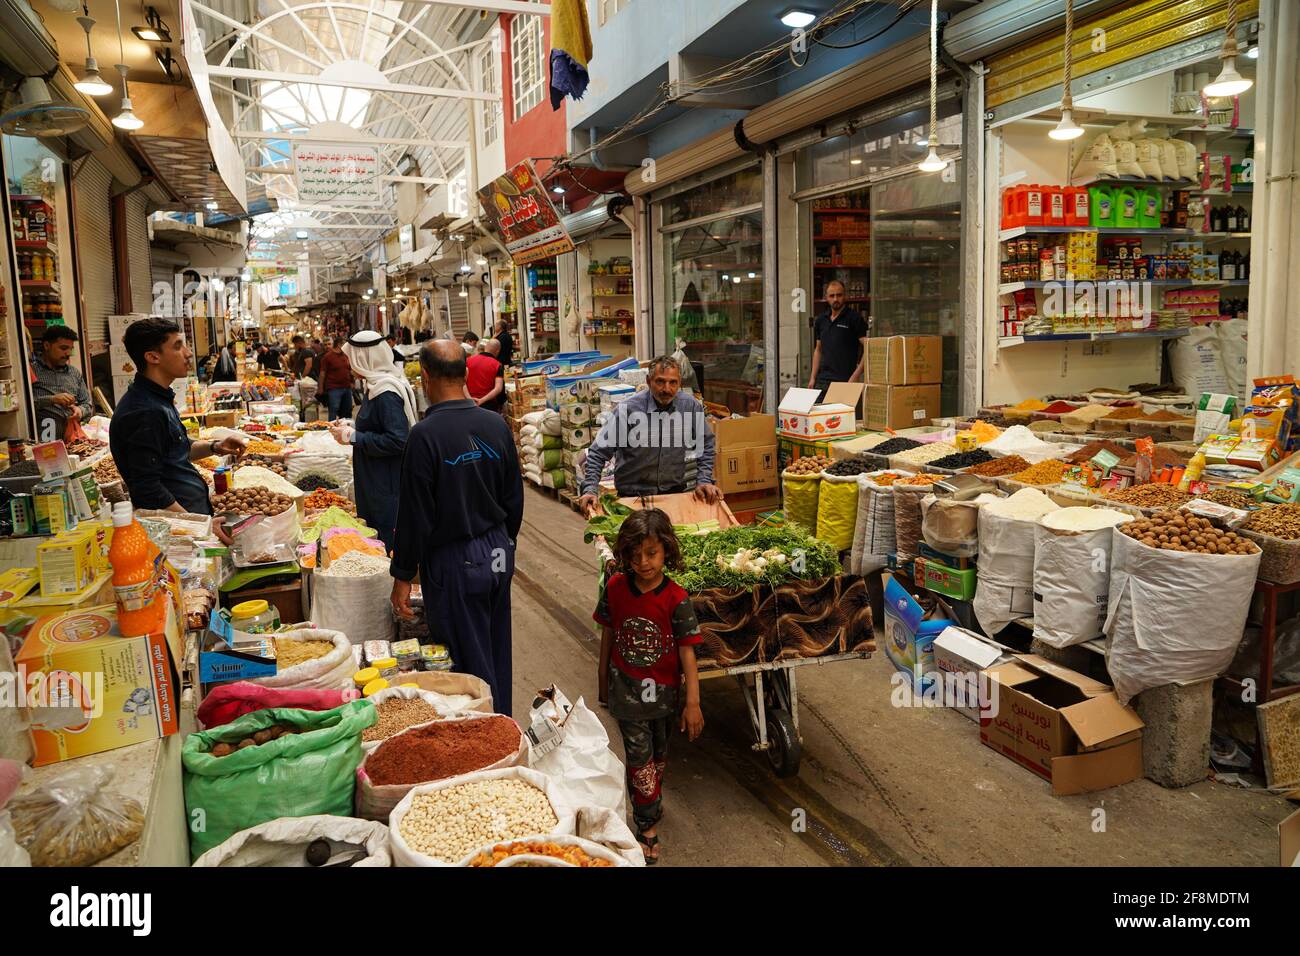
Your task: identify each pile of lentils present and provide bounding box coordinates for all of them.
[868,437,923,456]
[824,457,874,477]
[928,448,994,470]
[295,473,339,492]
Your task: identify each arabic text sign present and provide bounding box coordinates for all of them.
[477,161,574,266]
[292,143,380,204]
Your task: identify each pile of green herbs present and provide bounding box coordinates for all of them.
[670,524,840,593]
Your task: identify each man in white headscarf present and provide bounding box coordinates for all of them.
[330,330,419,551]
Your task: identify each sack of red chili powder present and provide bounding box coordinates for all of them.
[355,713,528,821]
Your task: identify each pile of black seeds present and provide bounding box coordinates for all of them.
[869,437,923,456]
[929,449,994,470]
[824,457,873,477]
[294,473,339,492]
[0,460,41,479]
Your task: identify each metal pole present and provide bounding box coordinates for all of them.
[762,149,779,415]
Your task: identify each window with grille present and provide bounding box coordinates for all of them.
[598,0,631,26]
[510,6,544,121]
[479,41,502,146]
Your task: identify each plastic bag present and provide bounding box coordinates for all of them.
[9,765,145,866]
[355,712,528,821]
[526,690,626,817]
[183,699,376,860]
[63,415,87,443]
[197,681,356,730]
[815,471,859,551]
[287,453,353,484]
[0,811,28,867]
[782,472,821,533]
[1072,134,1118,181]
[311,565,394,646]
[1104,529,1260,705]
[193,814,391,867]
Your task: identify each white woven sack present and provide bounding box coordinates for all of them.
[458,832,636,867]
[192,815,391,867]
[973,508,1043,636]
[246,629,354,691]
[310,566,394,646]
[1031,515,1127,649]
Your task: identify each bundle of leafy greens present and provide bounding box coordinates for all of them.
[583,494,634,543]
[669,524,841,593]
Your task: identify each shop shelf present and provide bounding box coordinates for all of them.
[998,279,1215,295]
[14,239,58,253]
[999,225,1196,241]
[814,264,870,270]
[1071,175,1197,188]
[1196,187,1253,196]
[1180,124,1254,137]
[20,279,60,293]
[814,234,871,240]
[997,328,1192,349]
[812,207,870,214]
[1198,232,1252,241]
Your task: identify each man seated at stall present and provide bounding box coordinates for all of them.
[577,355,719,514]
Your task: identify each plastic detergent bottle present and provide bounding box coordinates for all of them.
[1067,186,1089,226]
[1045,185,1066,226]
[108,501,166,636]
[1089,185,1114,227]
[1024,185,1045,225]
[1138,187,1162,228]
[1114,186,1141,227]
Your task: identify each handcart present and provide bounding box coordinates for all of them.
[591,492,872,778]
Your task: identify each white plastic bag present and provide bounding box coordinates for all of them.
[973,508,1043,636]
[1031,509,1131,648]
[0,811,29,867]
[1169,325,1229,398]
[526,690,626,818]
[247,629,355,691]
[310,567,394,645]
[192,814,391,867]
[389,766,578,867]
[1104,529,1260,705]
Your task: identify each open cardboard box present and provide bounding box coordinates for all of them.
[777,383,862,439]
[711,414,778,494]
[980,654,1144,795]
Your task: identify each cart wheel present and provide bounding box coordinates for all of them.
[765,707,801,778]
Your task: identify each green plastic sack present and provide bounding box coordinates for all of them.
[537,448,563,470]
[782,472,822,533]
[183,699,376,860]
[816,471,859,551]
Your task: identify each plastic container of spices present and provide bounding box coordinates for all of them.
[362,678,389,698]
[353,667,380,688]
[230,599,279,634]
[372,657,398,680]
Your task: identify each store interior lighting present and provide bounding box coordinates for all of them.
[918,0,946,172]
[74,14,113,96]
[1246,45,1259,59]
[296,230,309,239]
[205,200,219,211]
[1204,0,1252,98]
[780,9,816,29]
[1048,0,1085,141]
[131,6,171,43]
[552,185,566,194]
[110,3,143,130]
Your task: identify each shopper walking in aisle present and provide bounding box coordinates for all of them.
[31,325,92,443]
[288,334,315,380]
[806,279,868,398]
[494,318,515,366]
[331,331,418,552]
[111,317,245,516]
[210,341,239,383]
[577,355,720,514]
[465,338,505,411]
[596,508,704,864]
[256,343,282,372]
[319,336,355,420]
[390,340,524,714]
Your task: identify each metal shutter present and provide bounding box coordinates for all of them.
[448,287,470,335]
[126,192,152,314]
[72,157,115,350]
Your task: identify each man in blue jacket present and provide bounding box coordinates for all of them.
[390,340,525,714]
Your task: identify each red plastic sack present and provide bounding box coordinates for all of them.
[63,415,87,443]
[197,682,359,729]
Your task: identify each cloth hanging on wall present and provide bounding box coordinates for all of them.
[549,0,593,109]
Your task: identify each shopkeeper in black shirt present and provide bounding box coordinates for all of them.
[807,280,869,398]
[110,317,246,516]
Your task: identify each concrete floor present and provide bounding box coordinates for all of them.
[509,490,1296,867]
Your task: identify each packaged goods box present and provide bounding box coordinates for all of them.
[777,434,859,471]
[980,654,1144,794]
[777,384,862,439]
[931,627,1011,722]
[16,602,183,766]
[880,575,951,696]
[863,384,941,431]
[711,414,778,494]
[866,335,942,385]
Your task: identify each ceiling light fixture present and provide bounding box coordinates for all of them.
[110,4,143,130]
[74,14,113,96]
[1246,44,1259,60]
[155,47,176,82]
[780,9,816,29]
[476,255,488,266]
[552,185,565,194]
[918,0,947,172]
[1049,0,1085,141]
[850,158,863,165]
[131,6,171,43]
[1204,0,1253,98]
[206,200,219,211]
[296,230,308,239]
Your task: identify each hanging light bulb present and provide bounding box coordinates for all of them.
[74,15,113,96]
[1204,0,1253,98]
[458,287,469,298]
[110,4,143,130]
[1049,0,1085,140]
[918,0,947,173]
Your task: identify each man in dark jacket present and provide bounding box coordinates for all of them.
[390,340,524,713]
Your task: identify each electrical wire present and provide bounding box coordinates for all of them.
[812,0,923,49]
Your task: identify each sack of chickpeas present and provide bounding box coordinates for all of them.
[388,766,579,867]
[1103,516,1261,705]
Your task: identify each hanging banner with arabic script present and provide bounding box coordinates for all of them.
[292,142,380,205]
[477,160,574,265]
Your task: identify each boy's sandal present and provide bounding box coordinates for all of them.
[637,831,660,865]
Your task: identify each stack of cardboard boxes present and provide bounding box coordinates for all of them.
[862,335,943,431]
[776,382,864,470]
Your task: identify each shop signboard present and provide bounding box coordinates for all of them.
[477,161,575,266]
[292,142,380,205]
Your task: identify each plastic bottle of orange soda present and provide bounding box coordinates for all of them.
[108,501,166,636]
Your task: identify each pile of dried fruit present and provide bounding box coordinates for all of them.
[1120,513,1259,555]
[468,841,615,867]
[1195,488,1256,511]
[1104,483,1191,508]
[212,486,295,515]
[92,458,122,483]
[295,473,339,491]
[964,454,1030,477]
[304,488,354,512]
[929,449,993,470]
[898,473,944,486]
[1008,459,1071,485]
[1245,504,1300,540]
[784,455,832,476]
[823,457,874,476]
[242,439,285,456]
[869,437,924,456]
[242,454,287,476]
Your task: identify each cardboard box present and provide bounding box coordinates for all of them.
[200,608,277,686]
[107,314,148,340]
[777,434,859,471]
[777,383,862,439]
[866,335,942,385]
[37,530,96,596]
[16,602,182,766]
[111,374,135,402]
[563,425,594,450]
[980,654,1144,795]
[1281,808,1300,867]
[863,384,941,431]
[914,557,977,601]
[711,414,778,494]
[881,575,951,695]
[932,626,1012,722]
